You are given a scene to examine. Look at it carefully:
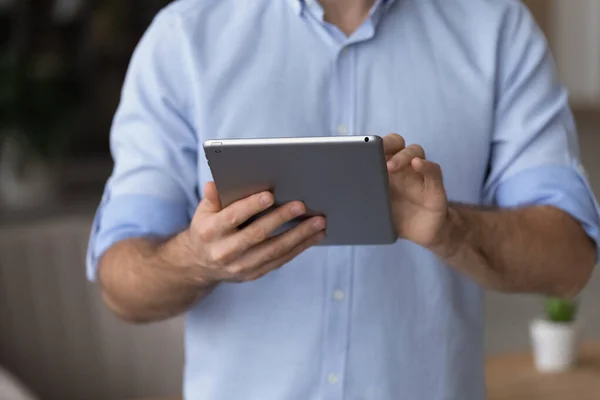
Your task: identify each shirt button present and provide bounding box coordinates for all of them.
[333,290,345,301]
[328,374,339,384]
[337,124,348,135]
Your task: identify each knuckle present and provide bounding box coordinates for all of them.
[393,150,412,165]
[208,247,231,265]
[411,144,425,157]
[268,208,288,225]
[195,223,215,242]
[265,243,285,260]
[235,232,259,251]
[249,226,270,242]
[227,263,246,276]
[390,153,403,164]
[223,209,239,227]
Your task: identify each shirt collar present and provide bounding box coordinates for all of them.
[291,0,397,16]
[290,0,303,15]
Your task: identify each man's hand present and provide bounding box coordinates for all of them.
[381,133,595,297]
[383,134,449,248]
[98,182,326,323]
[178,182,327,285]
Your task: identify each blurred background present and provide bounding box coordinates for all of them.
[0,0,598,399]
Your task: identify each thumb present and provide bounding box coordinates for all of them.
[196,181,222,214]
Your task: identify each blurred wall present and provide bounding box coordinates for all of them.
[0,218,185,400]
[526,0,600,108]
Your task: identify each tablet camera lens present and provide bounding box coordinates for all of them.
[364,137,370,143]
[215,150,222,154]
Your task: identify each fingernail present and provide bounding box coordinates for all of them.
[260,194,272,206]
[387,161,396,170]
[291,204,305,216]
[313,218,326,230]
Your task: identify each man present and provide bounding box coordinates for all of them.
[87,0,600,398]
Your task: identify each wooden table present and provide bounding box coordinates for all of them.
[486,342,600,399]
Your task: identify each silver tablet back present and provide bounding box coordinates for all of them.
[204,136,396,246]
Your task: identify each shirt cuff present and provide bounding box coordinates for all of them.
[86,194,191,281]
[493,163,600,263]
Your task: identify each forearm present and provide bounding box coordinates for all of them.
[98,231,215,323]
[433,204,596,297]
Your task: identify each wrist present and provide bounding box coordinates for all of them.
[428,205,464,260]
[158,230,220,289]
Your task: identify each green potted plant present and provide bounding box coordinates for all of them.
[530,297,580,372]
[0,49,82,209]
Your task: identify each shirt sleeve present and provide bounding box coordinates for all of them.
[86,9,199,281]
[483,2,600,261]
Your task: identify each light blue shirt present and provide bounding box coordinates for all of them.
[87,0,600,398]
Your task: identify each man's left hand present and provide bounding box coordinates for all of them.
[383,134,450,249]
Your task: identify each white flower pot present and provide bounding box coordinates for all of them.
[530,318,580,373]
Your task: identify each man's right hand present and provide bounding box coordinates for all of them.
[179,182,327,285]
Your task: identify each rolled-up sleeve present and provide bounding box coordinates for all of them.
[483,3,600,260]
[86,9,198,281]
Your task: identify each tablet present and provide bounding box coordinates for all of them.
[203,136,397,246]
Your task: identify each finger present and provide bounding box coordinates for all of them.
[217,201,312,259]
[195,182,223,215]
[382,134,406,158]
[193,188,275,243]
[243,231,326,281]
[387,144,426,173]
[233,216,327,272]
[412,158,444,191]
[214,190,275,232]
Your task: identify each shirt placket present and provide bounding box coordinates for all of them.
[320,44,356,399]
[322,246,354,399]
[334,44,354,137]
